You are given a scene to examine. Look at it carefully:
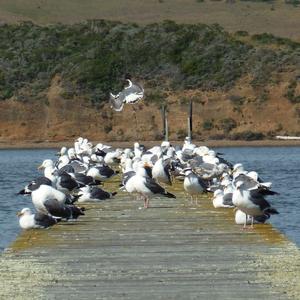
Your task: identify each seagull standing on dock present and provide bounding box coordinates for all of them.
[133,162,176,208]
[232,181,279,228]
[183,168,209,203]
[152,156,172,185]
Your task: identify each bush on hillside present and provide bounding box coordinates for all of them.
[0,20,298,104]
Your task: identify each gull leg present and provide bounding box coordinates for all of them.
[143,196,149,208]
[242,213,248,230]
[250,216,254,229]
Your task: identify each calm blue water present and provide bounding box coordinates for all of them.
[0,149,57,251]
[0,147,299,251]
[215,146,300,246]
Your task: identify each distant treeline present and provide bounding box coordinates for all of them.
[0,20,299,103]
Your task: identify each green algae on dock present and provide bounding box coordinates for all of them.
[1,181,299,299]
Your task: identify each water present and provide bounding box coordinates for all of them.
[0,147,299,251]
[215,146,300,246]
[0,149,56,251]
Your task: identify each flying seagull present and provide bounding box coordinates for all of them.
[109,78,144,111]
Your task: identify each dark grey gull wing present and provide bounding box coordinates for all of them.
[163,160,172,185]
[223,193,234,207]
[33,177,52,187]
[109,93,124,111]
[119,81,144,104]
[254,214,270,223]
[144,177,176,198]
[59,164,75,174]
[18,177,52,194]
[181,149,194,162]
[69,161,88,173]
[90,187,116,200]
[188,156,204,168]
[122,171,136,185]
[198,163,216,171]
[57,172,81,191]
[150,154,159,165]
[234,174,258,190]
[34,212,59,228]
[194,175,209,191]
[44,199,85,219]
[144,165,153,178]
[216,155,233,168]
[235,174,278,195]
[249,190,279,214]
[74,173,102,186]
[98,165,118,178]
[95,149,106,157]
[256,186,279,196]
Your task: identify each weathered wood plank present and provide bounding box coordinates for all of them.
[0,181,299,299]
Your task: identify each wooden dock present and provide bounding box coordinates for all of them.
[1,181,299,299]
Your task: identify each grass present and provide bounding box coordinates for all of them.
[0,1,299,40]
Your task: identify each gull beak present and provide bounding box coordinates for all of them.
[37,164,43,170]
[16,211,23,217]
[17,189,26,195]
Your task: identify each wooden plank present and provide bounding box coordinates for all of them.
[0,180,299,299]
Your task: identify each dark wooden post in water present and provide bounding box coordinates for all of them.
[161,105,169,141]
[188,99,193,140]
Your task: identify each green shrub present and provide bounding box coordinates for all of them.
[202,120,214,130]
[285,80,300,103]
[228,95,245,106]
[219,118,237,133]
[0,20,298,104]
[230,131,265,140]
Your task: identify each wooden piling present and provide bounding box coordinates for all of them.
[161,105,168,141]
[188,99,193,140]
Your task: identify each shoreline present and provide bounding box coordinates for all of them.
[2,139,300,149]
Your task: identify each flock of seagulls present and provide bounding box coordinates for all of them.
[17,136,279,230]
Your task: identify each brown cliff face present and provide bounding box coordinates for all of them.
[0,74,299,143]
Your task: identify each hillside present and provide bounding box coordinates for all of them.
[0,1,300,40]
[0,20,299,142]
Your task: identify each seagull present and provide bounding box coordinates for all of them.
[22,182,72,214]
[77,186,117,202]
[54,170,81,194]
[212,189,234,208]
[183,168,209,203]
[232,181,279,228]
[133,162,176,208]
[43,199,85,220]
[109,77,144,111]
[18,176,52,195]
[17,208,60,229]
[234,209,270,225]
[109,93,124,112]
[38,159,57,183]
[87,165,119,181]
[152,156,172,185]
